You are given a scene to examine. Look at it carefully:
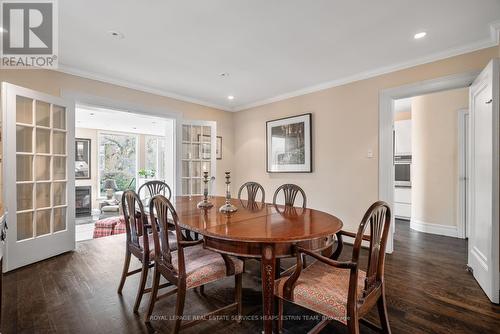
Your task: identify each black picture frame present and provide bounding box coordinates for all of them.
[266,113,312,173]
[216,136,222,160]
[75,138,91,179]
[197,134,223,160]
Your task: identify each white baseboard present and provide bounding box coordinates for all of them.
[410,219,459,238]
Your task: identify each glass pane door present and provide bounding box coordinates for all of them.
[2,82,74,272]
[15,97,68,240]
[180,122,216,196]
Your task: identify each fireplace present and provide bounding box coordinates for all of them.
[76,186,92,217]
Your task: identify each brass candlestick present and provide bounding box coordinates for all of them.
[219,171,238,213]
[197,172,214,209]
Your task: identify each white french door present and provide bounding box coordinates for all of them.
[177,120,216,196]
[468,59,499,303]
[2,83,75,272]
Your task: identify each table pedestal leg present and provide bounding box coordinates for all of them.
[261,244,275,334]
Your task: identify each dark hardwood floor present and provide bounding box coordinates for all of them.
[2,220,499,333]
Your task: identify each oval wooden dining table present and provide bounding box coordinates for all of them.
[169,195,343,334]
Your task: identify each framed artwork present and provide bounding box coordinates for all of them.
[266,113,312,173]
[216,136,222,160]
[75,138,91,179]
[197,134,223,160]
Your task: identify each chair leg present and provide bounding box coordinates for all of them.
[377,286,391,334]
[133,260,149,313]
[117,249,131,294]
[173,283,187,334]
[277,298,284,333]
[347,311,359,334]
[199,285,205,295]
[302,254,307,268]
[275,258,281,279]
[235,273,243,323]
[145,266,160,323]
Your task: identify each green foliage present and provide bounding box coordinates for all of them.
[138,168,156,178]
[99,134,137,194]
[100,172,135,193]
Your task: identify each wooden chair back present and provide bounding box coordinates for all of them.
[121,190,148,250]
[148,195,184,280]
[351,201,391,301]
[238,182,265,204]
[272,184,307,208]
[138,180,172,201]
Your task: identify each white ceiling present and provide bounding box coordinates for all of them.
[59,1,500,111]
[76,105,170,136]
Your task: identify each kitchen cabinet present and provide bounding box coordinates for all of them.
[394,186,411,220]
[394,120,412,155]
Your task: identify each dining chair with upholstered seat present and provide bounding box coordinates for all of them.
[117,190,176,313]
[274,201,392,334]
[273,183,308,272]
[145,194,244,333]
[238,181,265,204]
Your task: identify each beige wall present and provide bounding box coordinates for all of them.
[233,47,498,232]
[0,69,234,195]
[411,88,468,228]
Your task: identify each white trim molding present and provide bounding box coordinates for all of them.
[57,65,232,112]
[379,71,479,253]
[410,219,459,238]
[53,22,500,113]
[457,108,469,239]
[234,21,500,111]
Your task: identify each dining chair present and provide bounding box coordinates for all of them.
[272,183,307,208]
[138,180,172,201]
[238,181,265,204]
[273,184,308,272]
[117,190,177,313]
[145,195,244,333]
[274,201,392,334]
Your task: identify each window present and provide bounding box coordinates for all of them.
[98,133,137,194]
[145,136,166,180]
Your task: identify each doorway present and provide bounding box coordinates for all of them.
[392,88,469,238]
[379,61,499,303]
[73,104,175,242]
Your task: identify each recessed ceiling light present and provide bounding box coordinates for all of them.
[133,127,137,130]
[227,95,235,100]
[219,72,230,78]
[414,32,427,39]
[108,30,125,39]
[89,113,95,116]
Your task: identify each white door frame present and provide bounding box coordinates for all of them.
[457,108,469,239]
[177,120,217,196]
[62,91,181,195]
[379,70,479,253]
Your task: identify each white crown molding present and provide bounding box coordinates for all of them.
[233,21,500,112]
[54,22,500,113]
[410,219,459,238]
[55,64,232,112]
